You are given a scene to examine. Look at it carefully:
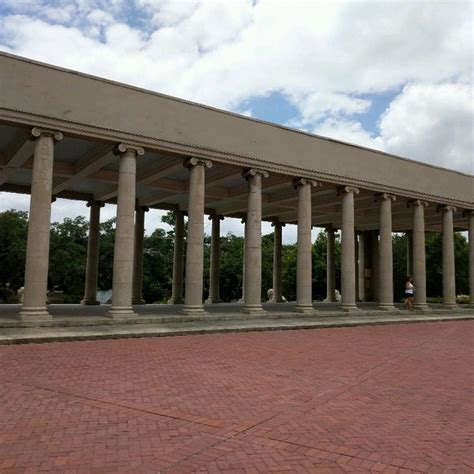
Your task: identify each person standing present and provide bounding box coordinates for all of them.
[404,275,415,310]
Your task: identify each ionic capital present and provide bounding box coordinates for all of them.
[437,204,457,213]
[242,168,269,180]
[135,203,149,213]
[407,199,429,208]
[184,157,213,169]
[208,213,224,221]
[337,185,360,195]
[374,192,396,202]
[116,143,145,156]
[462,209,474,217]
[87,200,105,208]
[271,220,286,228]
[293,177,320,189]
[31,127,63,142]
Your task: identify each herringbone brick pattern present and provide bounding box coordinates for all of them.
[0,322,472,472]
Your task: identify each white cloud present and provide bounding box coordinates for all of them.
[314,118,382,150]
[314,83,474,174]
[378,83,473,173]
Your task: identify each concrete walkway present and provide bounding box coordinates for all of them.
[1,302,472,344]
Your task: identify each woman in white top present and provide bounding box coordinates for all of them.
[404,275,415,311]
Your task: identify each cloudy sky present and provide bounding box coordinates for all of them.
[0,0,472,242]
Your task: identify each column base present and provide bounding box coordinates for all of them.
[442,303,458,310]
[241,304,266,315]
[132,298,146,305]
[80,298,100,305]
[180,305,207,316]
[413,303,431,312]
[168,297,184,304]
[294,304,315,314]
[205,298,222,304]
[18,306,52,321]
[339,304,360,312]
[377,304,397,311]
[107,306,137,320]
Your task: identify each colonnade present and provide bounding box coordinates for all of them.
[16,128,474,321]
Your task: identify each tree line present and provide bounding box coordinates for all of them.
[0,209,469,303]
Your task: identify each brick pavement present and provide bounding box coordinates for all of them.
[0,321,472,473]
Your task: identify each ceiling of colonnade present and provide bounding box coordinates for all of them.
[0,122,470,232]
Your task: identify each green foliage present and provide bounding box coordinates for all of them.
[49,216,88,302]
[0,210,28,299]
[0,208,469,304]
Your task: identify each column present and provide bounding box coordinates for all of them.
[206,214,223,303]
[132,205,148,305]
[377,193,396,310]
[442,205,457,308]
[295,178,316,313]
[358,232,366,301]
[271,220,284,302]
[370,231,380,302]
[411,200,429,309]
[168,209,185,304]
[355,232,359,301]
[406,230,413,276]
[182,158,212,315]
[81,200,103,305]
[242,169,268,314]
[468,211,474,306]
[325,226,336,302]
[19,128,63,321]
[238,218,246,302]
[108,144,144,319]
[339,186,359,310]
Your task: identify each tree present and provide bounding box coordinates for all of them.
[49,217,88,302]
[0,210,28,300]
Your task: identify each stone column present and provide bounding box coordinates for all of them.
[132,205,148,305]
[325,226,336,302]
[358,232,366,301]
[371,231,380,302]
[271,220,284,302]
[238,218,246,303]
[406,230,413,276]
[441,205,457,308]
[81,200,104,305]
[339,186,359,311]
[206,214,223,303]
[19,128,63,321]
[168,209,185,304]
[243,169,268,314]
[182,158,212,315]
[377,194,396,310]
[411,200,429,310]
[294,178,317,313]
[468,211,474,306]
[108,144,144,320]
[355,232,359,301]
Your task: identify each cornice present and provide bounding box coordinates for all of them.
[0,108,472,210]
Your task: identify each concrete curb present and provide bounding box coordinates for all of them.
[1,313,472,345]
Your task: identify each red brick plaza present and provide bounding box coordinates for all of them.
[0,322,472,473]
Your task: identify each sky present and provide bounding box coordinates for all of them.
[0,0,472,243]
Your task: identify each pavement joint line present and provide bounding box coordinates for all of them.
[250,433,425,473]
[162,323,456,472]
[0,377,224,430]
